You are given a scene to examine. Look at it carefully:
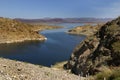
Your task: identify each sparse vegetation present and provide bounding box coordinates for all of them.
[96,69,120,80]
[0,17,61,44]
[65,17,120,79]
[112,41,120,53]
[0,58,80,80]
[67,24,103,36]
[106,24,119,34]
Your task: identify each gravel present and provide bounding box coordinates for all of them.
[0,58,85,80]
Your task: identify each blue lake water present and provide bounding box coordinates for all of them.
[0,23,85,66]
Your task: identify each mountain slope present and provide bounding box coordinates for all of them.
[0,58,81,80]
[64,17,120,76]
[0,17,46,44]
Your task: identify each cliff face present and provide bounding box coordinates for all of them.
[64,17,120,76]
[0,18,46,44]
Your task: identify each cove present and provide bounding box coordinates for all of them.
[0,23,85,67]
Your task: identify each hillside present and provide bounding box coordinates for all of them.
[0,17,60,44]
[67,24,103,36]
[0,58,82,80]
[64,17,120,79]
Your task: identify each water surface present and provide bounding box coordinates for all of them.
[0,23,85,66]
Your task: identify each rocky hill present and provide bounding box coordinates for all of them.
[64,17,120,77]
[0,17,46,44]
[0,18,60,44]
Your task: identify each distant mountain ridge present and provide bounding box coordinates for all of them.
[14,18,113,23]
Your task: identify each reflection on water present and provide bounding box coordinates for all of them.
[0,23,85,66]
[0,41,44,55]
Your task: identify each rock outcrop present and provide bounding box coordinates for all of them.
[0,17,47,44]
[64,17,120,76]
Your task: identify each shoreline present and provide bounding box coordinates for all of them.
[0,27,60,44]
[0,35,46,44]
[0,25,62,44]
[66,31,87,36]
[51,61,67,70]
[0,17,61,44]
[0,37,47,44]
[67,24,103,36]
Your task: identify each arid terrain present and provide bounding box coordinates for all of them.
[67,24,104,36]
[0,58,84,80]
[0,17,60,44]
[0,17,120,80]
[64,17,120,80]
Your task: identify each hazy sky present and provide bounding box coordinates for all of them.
[0,0,120,18]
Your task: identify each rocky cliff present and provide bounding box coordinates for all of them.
[0,18,47,44]
[64,17,120,76]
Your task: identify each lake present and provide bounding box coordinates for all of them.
[0,23,85,66]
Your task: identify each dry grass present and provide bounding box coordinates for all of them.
[52,61,67,70]
[95,66,120,80]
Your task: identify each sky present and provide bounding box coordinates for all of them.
[0,0,120,19]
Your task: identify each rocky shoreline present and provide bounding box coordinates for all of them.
[0,17,60,44]
[0,35,47,44]
[67,24,103,36]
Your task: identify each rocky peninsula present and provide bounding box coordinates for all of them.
[64,17,120,79]
[67,24,103,36]
[0,17,60,44]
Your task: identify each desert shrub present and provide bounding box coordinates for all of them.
[112,41,120,53]
[96,72,111,80]
[106,24,119,35]
[96,69,120,80]
[113,77,120,80]
[109,70,120,80]
[111,41,120,66]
